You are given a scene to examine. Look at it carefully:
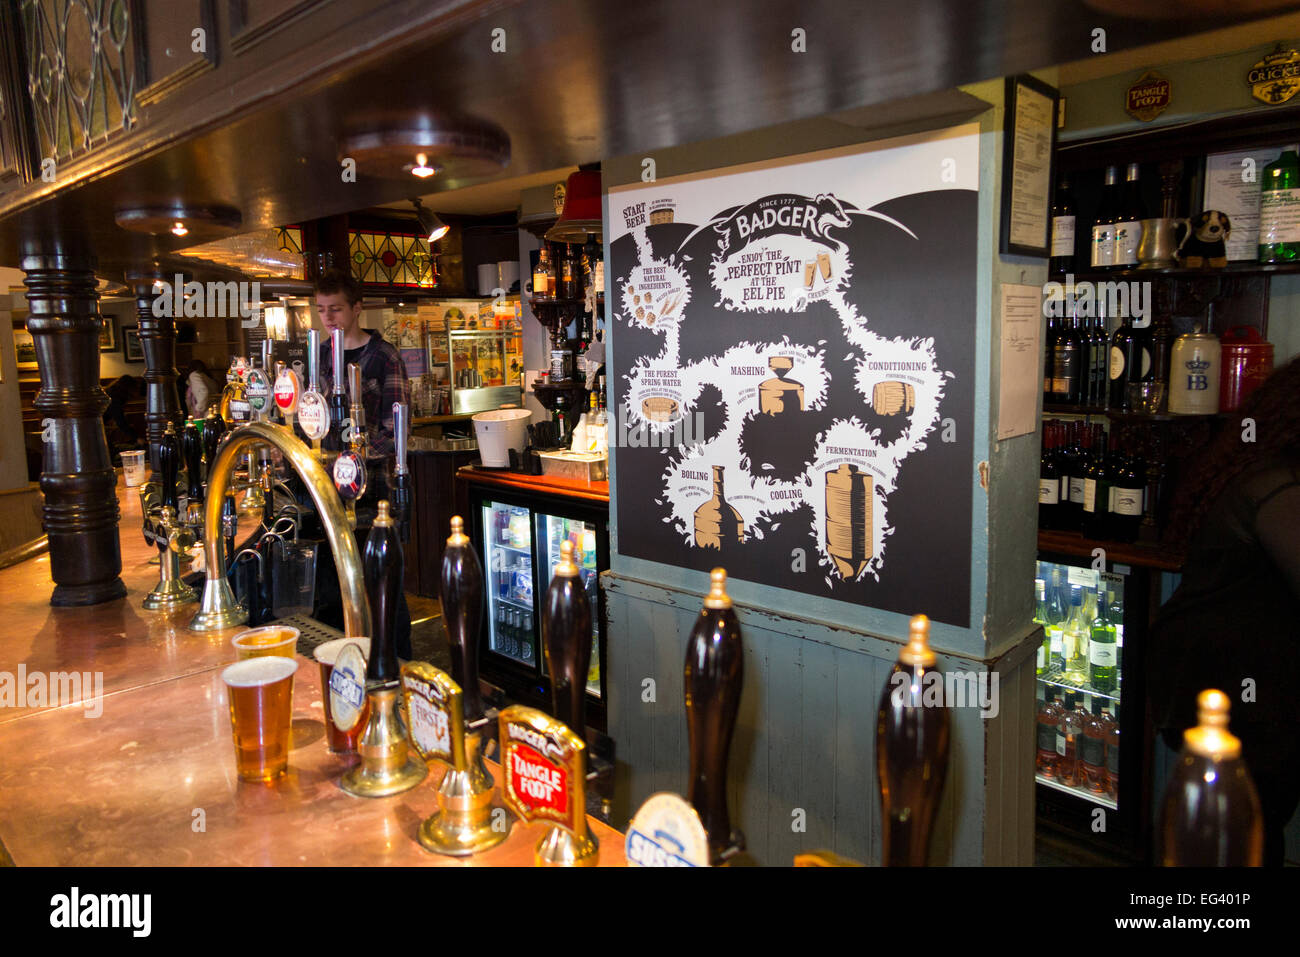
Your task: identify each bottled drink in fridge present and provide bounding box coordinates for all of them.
[1089,590,1119,693]
[1159,689,1264,866]
[1056,691,1084,787]
[1080,698,1109,793]
[1062,587,1090,684]
[1037,690,1063,779]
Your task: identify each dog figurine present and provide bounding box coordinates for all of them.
[1177,210,1231,268]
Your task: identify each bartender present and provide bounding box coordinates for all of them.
[311,269,413,658]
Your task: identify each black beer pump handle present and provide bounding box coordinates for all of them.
[439,516,484,721]
[158,423,180,513]
[203,411,226,482]
[181,422,204,503]
[363,500,402,685]
[541,540,592,737]
[684,568,744,862]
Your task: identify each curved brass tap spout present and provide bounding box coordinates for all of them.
[189,421,371,636]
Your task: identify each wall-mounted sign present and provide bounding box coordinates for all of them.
[1248,46,1300,105]
[608,127,978,628]
[1125,71,1171,122]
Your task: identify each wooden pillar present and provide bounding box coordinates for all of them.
[128,270,180,476]
[23,253,127,606]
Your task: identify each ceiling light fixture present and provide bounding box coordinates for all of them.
[339,112,511,181]
[410,153,436,178]
[171,221,188,237]
[114,203,242,240]
[412,198,449,243]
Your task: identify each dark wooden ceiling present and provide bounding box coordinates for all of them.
[0,0,1292,280]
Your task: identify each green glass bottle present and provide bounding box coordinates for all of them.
[1089,591,1118,693]
[1034,579,1051,676]
[1259,148,1300,264]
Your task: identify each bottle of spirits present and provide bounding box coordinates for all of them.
[1112,163,1145,269]
[1062,586,1090,684]
[1081,427,1111,540]
[1103,702,1120,797]
[1056,691,1084,786]
[533,246,552,300]
[1258,148,1300,264]
[1049,175,1076,275]
[1089,590,1118,693]
[1091,166,1120,269]
[1080,698,1109,793]
[544,246,558,299]
[1038,425,1061,531]
[1036,690,1062,778]
[877,614,951,866]
[1108,313,1153,410]
[1159,690,1264,865]
[559,245,581,299]
[1034,578,1051,675]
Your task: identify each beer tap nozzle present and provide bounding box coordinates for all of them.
[391,403,411,542]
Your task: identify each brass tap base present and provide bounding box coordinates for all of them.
[142,577,197,611]
[340,685,427,798]
[189,577,248,632]
[534,826,599,867]
[417,758,510,856]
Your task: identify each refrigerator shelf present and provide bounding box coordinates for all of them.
[1036,670,1120,703]
[1036,772,1117,811]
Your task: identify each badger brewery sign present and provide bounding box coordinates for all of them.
[1125,72,1170,122]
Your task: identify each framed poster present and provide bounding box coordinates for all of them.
[13,326,36,371]
[607,127,979,627]
[98,316,116,352]
[122,326,144,362]
[1000,74,1059,258]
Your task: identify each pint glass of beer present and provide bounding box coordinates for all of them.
[222,657,298,782]
[314,637,371,754]
[231,625,299,660]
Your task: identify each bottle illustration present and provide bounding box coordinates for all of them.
[758,356,805,417]
[693,465,745,549]
[825,463,873,578]
[871,381,916,416]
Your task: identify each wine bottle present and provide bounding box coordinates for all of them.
[877,614,951,866]
[541,540,592,736]
[1108,314,1153,410]
[1062,586,1090,684]
[1038,425,1061,530]
[685,568,745,863]
[1081,427,1111,540]
[1066,425,1091,529]
[1080,698,1109,792]
[1159,690,1264,866]
[1108,436,1144,544]
[1043,310,1059,404]
[1258,148,1300,264]
[363,501,403,685]
[1089,591,1118,693]
[1036,690,1062,778]
[440,515,485,721]
[1053,312,1083,405]
[1091,166,1120,269]
[1112,163,1144,269]
[1056,691,1084,786]
[1049,175,1077,274]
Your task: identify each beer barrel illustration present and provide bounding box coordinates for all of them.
[825,464,872,578]
[871,381,915,417]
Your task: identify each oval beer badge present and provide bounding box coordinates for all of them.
[297,390,330,441]
[1125,71,1170,123]
[274,368,301,415]
[329,641,368,733]
[245,368,270,415]
[626,792,710,867]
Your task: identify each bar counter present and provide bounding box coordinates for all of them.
[0,476,625,866]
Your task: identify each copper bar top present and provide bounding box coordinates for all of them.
[457,465,610,505]
[0,475,625,866]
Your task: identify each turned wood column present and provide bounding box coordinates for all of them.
[128,270,181,476]
[23,253,127,606]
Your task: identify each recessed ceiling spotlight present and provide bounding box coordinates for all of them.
[171,221,189,237]
[114,203,242,239]
[410,153,436,178]
[339,112,511,181]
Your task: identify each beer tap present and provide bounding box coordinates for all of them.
[390,402,411,543]
[877,614,951,866]
[327,328,348,453]
[332,362,368,529]
[297,328,331,459]
[143,423,197,610]
[340,501,427,798]
[684,568,746,863]
[408,515,510,855]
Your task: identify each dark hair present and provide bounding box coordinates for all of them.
[1166,355,1300,545]
[314,269,364,306]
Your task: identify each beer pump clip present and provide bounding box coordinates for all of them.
[240,344,273,514]
[624,567,744,868]
[273,358,302,437]
[143,422,198,611]
[403,516,510,856]
[296,328,331,459]
[498,540,599,866]
[332,363,368,528]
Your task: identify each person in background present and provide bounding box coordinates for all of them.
[102,374,141,451]
[184,359,219,417]
[1150,356,1300,866]
[310,269,413,658]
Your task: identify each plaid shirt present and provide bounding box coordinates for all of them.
[318,330,408,461]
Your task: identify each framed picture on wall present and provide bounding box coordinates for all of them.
[13,325,36,371]
[98,316,116,352]
[122,325,144,362]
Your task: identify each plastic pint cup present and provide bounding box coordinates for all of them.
[121,450,147,487]
[222,657,298,782]
[314,637,371,753]
[231,625,300,660]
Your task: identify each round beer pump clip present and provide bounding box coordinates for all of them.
[333,449,368,500]
[625,792,710,867]
[297,390,330,442]
[329,641,369,735]
[245,368,271,418]
[273,367,301,417]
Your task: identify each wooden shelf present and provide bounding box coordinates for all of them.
[1043,403,1230,422]
[1038,528,1183,572]
[1049,261,1300,282]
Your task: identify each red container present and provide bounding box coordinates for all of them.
[1219,327,1273,412]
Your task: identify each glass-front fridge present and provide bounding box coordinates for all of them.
[1033,555,1150,861]
[469,489,609,732]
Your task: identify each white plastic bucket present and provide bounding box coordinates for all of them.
[472,408,532,467]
